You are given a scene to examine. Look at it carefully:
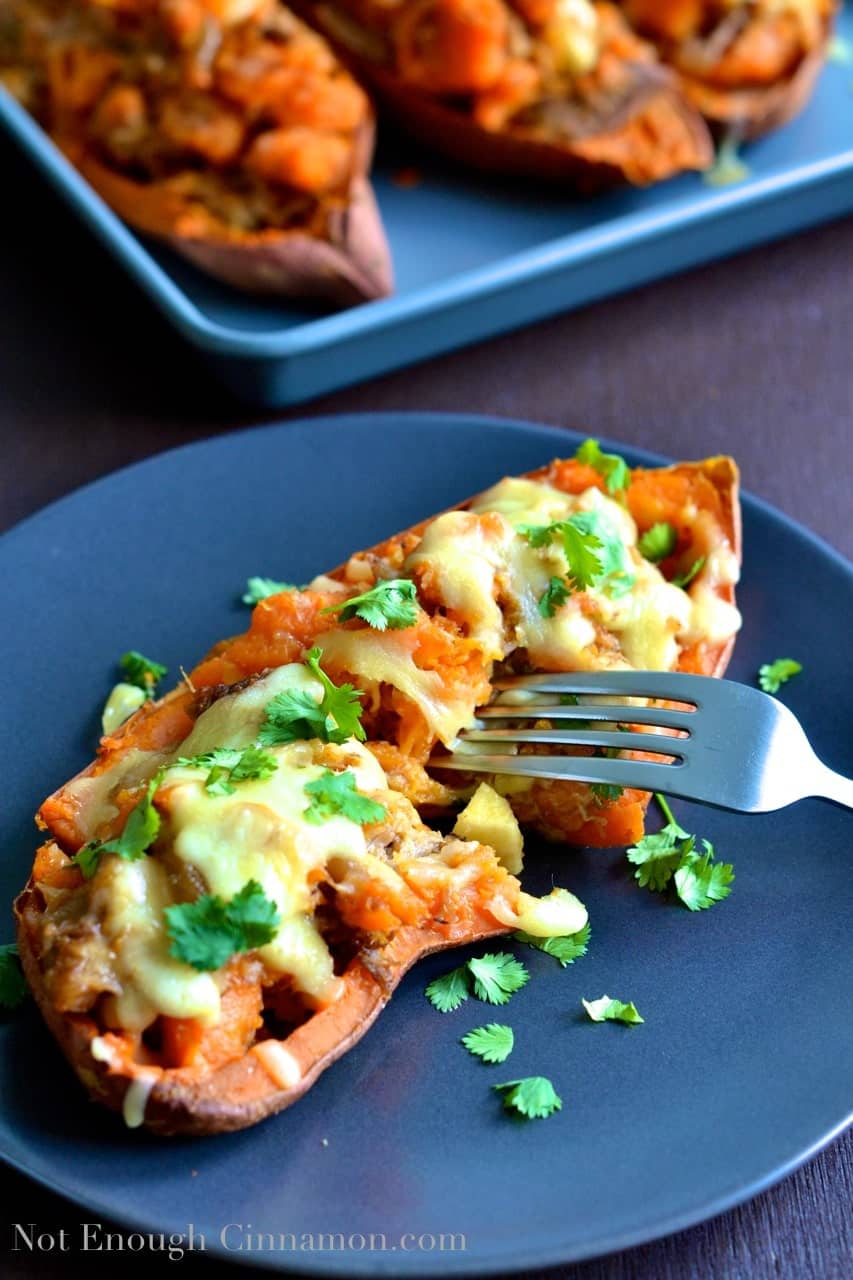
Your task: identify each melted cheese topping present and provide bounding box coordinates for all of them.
[313,476,740,746]
[316,627,466,744]
[467,476,736,671]
[66,664,324,845]
[91,668,393,1032]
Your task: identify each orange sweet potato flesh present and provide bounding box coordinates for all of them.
[621,1,836,139]
[296,0,712,188]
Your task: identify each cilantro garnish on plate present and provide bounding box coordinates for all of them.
[469,954,530,1006]
[461,1024,514,1064]
[514,922,590,968]
[425,965,471,1013]
[758,658,802,695]
[119,650,167,698]
[494,1077,562,1120]
[627,795,734,910]
[426,953,529,1012]
[242,577,300,605]
[582,996,644,1025]
[0,944,28,1010]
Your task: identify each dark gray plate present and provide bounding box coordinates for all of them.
[1,414,851,1276]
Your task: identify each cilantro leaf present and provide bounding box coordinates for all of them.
[175,746,278,796]
[468,953,529,1006]
[226,879,284,950]
[0,944,28,1010]
[426,952,528,1013]
[258,647,365,746]
[258,688,329,745]
[638,522,677,563]
[575,439,630,495]
[758,658,802,695]
[569,510,635,597]
[522,516,604,593]
[514,922,590,968]
[165,879,281,972]
[629,797,733,910]
[627,824,690,891]
[494,1076,562,1120]
[674,841,735,911]
[591,782,624,805]
[70,843,103,880]
[72,769,164,879]
[425,966,471,1013]
[671,557,705,589]
[582,995,644,1025]
[119,650,167,698]
[559,517,606,590]
[324,579,419,631]
[590,745,625,804]
[461,1023,514,1064]
[303,770,386,827]
[538,577,571,618]
[242,577,299,605]
[519,522,555,550]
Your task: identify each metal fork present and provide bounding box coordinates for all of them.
[430,671,853,813]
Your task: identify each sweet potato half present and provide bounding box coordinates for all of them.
[620,0,837,139]
[0,0,393,304]
[17,447,740,1136]
[294,0,713,189]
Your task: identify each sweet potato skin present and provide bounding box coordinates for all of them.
[15,879,507,1136]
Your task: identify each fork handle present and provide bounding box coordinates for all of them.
[813,763,853,811]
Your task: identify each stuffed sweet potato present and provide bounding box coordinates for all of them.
[0,0,392,303]
[293,0,713,188]
[620,0,837,138]
[18,662,588,1135]
[17,440,740,1135]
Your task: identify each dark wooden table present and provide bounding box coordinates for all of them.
[2,132,851,1279]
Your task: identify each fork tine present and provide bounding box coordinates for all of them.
[491,670,706,703]
[459,727,685,757]
[475,704,696,731]
[431,753,680,792]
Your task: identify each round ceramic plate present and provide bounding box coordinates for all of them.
[1,414,851,1276]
